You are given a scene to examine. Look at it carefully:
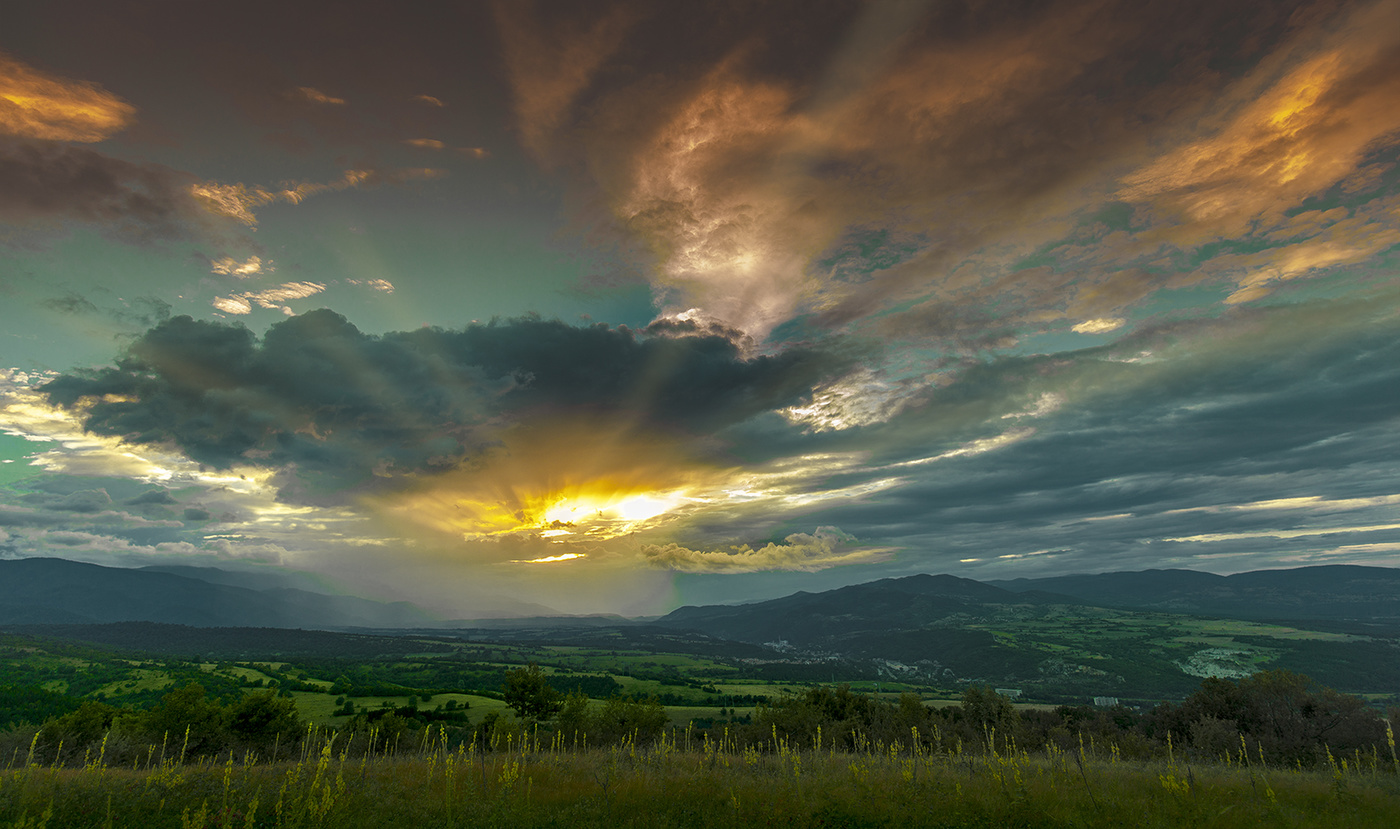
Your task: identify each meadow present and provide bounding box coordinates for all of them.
[5,625,1400,826]
[3,720,1398,828]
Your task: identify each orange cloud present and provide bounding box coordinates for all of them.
[405,138,446,150]
[0,50,135,142]
[1119,1,1400,298]
[593,3,1135,342]
[641,526,893,573]
[191,168,445,225]
[411,94,444,107]
[292,86,346,106]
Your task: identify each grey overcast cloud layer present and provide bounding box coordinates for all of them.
[0,0,1398,615]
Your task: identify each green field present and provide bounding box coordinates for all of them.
[3,723,1398,828]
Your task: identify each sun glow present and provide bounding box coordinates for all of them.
[366,420,733,549]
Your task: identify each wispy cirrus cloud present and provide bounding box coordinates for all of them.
[291,86,346,106]
[192,167,446,226]
[212,281,326,315]
[210,255,269,277]
[493,1,633,162]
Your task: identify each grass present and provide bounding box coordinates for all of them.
[3,723,1398,827]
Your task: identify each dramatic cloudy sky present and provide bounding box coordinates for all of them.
[2,0,1398,616]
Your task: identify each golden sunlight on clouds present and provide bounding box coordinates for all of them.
[0,51,135,142]
[367,419,732,548]
[622,73,827,340]
[0,369,274,498]
[209,255,268,277]
[346,278,395,293]
[212,282,326,315]
[292,86,346,106]
[1121,1,1400,297]
[1072,318,1125,334]
[641,526,893,573]
[512,552,586,564]
[191,170,374,226]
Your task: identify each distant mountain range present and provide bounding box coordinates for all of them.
[986,566,1400,624]
[0,558,439,629]
[653,566,1400,695]
[4,558,1399,695]
[658,565,1400,637]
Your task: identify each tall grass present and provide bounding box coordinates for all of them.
[2,722,1397,827]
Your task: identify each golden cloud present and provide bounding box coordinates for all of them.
[0,51,135,142]
[641,526,893,573]
[190,168,446,226]
[212,281,326,315]
[1072,318,1126,334]
[210,255,268,277]
[1119,1,1400,300]
[293,86,346,106]
[368,417,732,547]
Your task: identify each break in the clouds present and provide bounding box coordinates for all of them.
[1,0,1399,615]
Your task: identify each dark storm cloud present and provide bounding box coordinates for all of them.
[0,137,222,245]
[126,488,177,506]
[41,309,846,499]
[42,292,100,315]
[773,292,1400,574]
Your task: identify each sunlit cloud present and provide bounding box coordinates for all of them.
[641,526,893,573]
[411,94,444,107]
[1119,1,1400,300]
[191,168,448,226]
[191,170,372,226]
[0,51,135,142]
[212,281,325,315]
[210,255,268,277]
[782,368,921,433]
[369,419,731,545]
[292,86,346,106]
[1164,523,1400,544]
[513,552,586,564]
[1073,318,1125,334]
[884,428,1036,470]
[346,278,394,293]
[405,138,446,150]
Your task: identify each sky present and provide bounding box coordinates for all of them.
[1,0,1399,618]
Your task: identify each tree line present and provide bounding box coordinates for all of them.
[5,666,1395,770]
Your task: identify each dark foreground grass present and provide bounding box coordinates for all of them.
[2,728,1397,828]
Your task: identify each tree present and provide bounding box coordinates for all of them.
[1167,670,1386,765]
[226,689,302,746]
[960,684,1018,747]
[502,663,562,722]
